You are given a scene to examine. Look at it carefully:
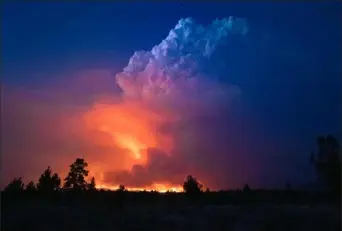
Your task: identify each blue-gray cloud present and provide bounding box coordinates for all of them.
[104,17,269,189]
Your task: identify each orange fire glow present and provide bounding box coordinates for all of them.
[81,100,180,192]
[96,183,184,193]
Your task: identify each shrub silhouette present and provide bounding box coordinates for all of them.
[37,166,61,193]
[118,184,126,192]
[116,184,126,210]
[243,184,252,193]
[4,177,24,194]
[63,158,89,190]
[183,175,203,195]
[310,135,341,197]
[87,177,96,191]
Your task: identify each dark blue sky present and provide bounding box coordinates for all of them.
[3,2,340,82]
[2,2,341,187]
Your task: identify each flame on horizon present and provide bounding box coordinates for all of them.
[96,183,184,193]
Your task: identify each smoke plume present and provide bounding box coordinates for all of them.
[2,17,267,190]
[89,17,251,189]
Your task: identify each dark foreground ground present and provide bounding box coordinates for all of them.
[1,191,341,231]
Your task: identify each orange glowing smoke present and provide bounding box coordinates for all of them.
[82,99,180,191]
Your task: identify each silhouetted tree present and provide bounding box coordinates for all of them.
[4,177,24,194]
[63,158,89,190]
[242,184,254,204]
[243,184,251,193]
[26,181,37,192]
[310,135,341,196]
[87,177,96,191]
[183,175,203,195]
[37,166,61,193]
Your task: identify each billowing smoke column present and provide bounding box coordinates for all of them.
[2,17,257,191]
[85,17,251,190]
[3,13,339,191]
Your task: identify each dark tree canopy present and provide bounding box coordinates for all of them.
[26,181,37,192]
[311,135,341,196]
[37,166,61,192]
[4,177,24,194]
[63,158,89,190]
[183,175,203,195]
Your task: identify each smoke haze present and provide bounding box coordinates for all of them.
[3,13,338,190]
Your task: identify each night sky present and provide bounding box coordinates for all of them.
[1,2,341,190]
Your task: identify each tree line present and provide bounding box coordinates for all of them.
[3,135,341,198]
[4,158,96,194]
[3,157,205,195]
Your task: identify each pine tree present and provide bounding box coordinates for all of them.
[37,166,61,192]
[311,135,341,196]
[63,158,89,190]
[183,175,203,195]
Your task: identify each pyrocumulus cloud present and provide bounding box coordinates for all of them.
[3,17,269,190]
[100,17,252,189]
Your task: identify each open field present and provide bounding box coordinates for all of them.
[2,192,340,231]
